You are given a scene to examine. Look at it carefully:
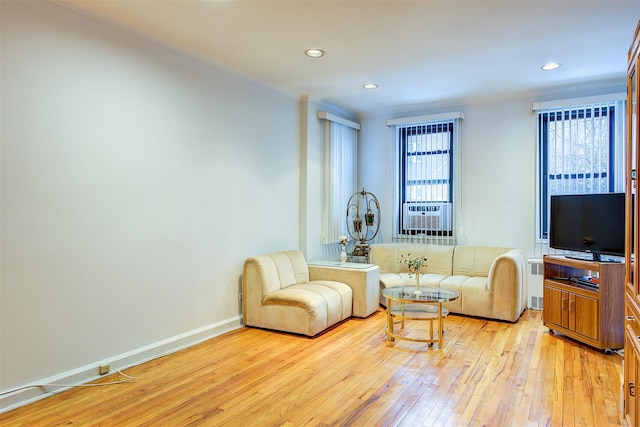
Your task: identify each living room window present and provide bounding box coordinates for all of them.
[401,122,453,204]
[386,112,463,244]
[536,98,625,241]
[318,112,359,247]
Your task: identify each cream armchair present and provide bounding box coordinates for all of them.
[242,250,353,336]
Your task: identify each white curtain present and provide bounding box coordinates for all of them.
[322,121,358,248]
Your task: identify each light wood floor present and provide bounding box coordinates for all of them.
[1,308,623,426]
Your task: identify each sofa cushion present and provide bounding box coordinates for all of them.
[263,287,325,313]
[440,274,469,290]
[369,244,400,274]
[260,304,327,337]
[370,243,455,275]
[461,277,492,318]
[451,246,475,276]
[259,280,352,336]
[268,252,298,288]
[452,246,510,277]
[306,280,353,320]
[439,275,468,312]
[379,272,404,289]
[290,283,351,325]
[397,244,454,276]
[267,251,310,289]
[247,256,282,297]
[422,245,455,275]
[404,273,447,287]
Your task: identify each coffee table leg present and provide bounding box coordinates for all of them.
[386,298,393,342]
[429,318,434,341]
[438,302,443,348]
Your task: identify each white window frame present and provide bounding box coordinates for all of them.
[386,112,463,244]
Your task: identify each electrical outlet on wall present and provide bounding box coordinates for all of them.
[238,292,242,302]
[98,364,110,375]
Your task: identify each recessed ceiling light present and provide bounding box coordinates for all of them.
[363,83,378,89]
[541,62,561,71]
[304,49,325,58]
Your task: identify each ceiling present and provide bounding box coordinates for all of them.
[56,0,639,115]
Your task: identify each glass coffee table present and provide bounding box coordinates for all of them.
[382,286,459,349]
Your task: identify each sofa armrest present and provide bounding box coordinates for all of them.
[242,257,266,327]
[308,264,380,317]
[488,249,527,322]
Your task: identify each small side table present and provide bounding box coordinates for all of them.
[308,261,380,318]
[382,286,459,348]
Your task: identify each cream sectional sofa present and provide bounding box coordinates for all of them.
[242,250,354,336]
[370,243,527,322]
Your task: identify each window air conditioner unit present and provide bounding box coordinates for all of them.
[402,202,452,233]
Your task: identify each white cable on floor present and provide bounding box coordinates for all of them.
[0,369,137,397]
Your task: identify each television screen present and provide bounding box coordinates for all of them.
[549,193,625,261]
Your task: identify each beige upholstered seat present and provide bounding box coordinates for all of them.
[370,243,527,322]
[242,250,353,336]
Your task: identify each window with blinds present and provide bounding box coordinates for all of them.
[319,116,358,249]
[537,101,623,240]
[397,120,455,240]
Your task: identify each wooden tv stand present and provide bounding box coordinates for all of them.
[542,255,624,353]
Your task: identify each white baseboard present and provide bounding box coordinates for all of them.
[1,315,243,413]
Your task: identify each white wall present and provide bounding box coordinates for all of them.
[299,97,325,261]
[456,100,537,248]
[1,0,300,406]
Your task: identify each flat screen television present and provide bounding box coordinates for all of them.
[549,192,625,262]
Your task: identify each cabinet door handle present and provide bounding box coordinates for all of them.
[627,315,636,321]
[562,298,567,310]
[569,299,574,312]
[631,382,636,397]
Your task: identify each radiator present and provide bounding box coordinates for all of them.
[528,259,544,310]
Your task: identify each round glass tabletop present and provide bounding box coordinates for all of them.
[382,285,459,303]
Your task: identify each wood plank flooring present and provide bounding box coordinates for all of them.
[0,308,623,426]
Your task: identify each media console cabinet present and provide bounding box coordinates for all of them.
[543,255,624,353]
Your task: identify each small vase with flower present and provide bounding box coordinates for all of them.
[397,253,428,294]
[338,235,348,265]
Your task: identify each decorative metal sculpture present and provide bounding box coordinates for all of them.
[346,188,380,262]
